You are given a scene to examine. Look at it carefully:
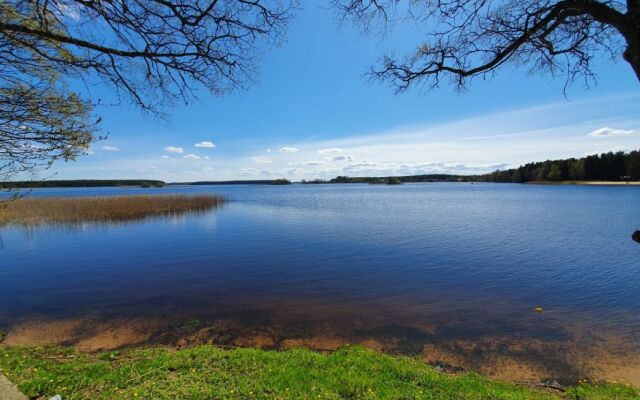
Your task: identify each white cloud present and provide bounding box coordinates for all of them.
[329,155,355,162]
[279,147,299,153]
[161,155,172,160]
[266,148,272,153]
[164,146,184,154]
[56,2,80,21]
[195,141,216,148]
[348,161,378,168]
[101,145,120,151]
[184,154,200,160]
[335,161,511,176]
[290,160,326,166]
[611,146,632,153]
[394,162,510,175]
[287,168,304,175]
[252,157,272,164]
[588,127,635,137]
[204,156,211,160]
[44,94,640,182]
[318,148,343,155]
[135,164,161,174]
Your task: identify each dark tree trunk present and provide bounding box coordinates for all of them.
[623,28,640,81]
[626,2,640,81]
[624,49,640,81]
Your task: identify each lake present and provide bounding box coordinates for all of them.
[1,183,639,383]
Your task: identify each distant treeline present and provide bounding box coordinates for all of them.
[0,179,165,188]
[481,150,640,183]
[307,150,640,185]
[302,174,473,184]
[174,179,291,185]
[5,151,638,188]
[3,179,294,188]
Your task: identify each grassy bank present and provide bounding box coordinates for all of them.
[0,346,636,399]
[0,194,225,227]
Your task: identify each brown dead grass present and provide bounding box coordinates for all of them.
[0,194,225,227]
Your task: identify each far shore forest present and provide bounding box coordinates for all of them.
[480,149,640,183]
[310,150,640,184]
[1,150,639,188]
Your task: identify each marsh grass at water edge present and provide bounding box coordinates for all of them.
[0,194,226,227]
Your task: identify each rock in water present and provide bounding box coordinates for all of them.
[633,231,640,244]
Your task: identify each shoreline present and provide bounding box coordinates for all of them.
[2,313,639,387]
[525,181,640,186]
[1,344,638,399]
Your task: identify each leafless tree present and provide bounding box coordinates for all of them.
[334,0,639,90]
[0,0,293,188]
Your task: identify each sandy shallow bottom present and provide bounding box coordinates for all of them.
[2,312,639,387]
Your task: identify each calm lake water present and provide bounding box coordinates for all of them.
[1,183,639,382]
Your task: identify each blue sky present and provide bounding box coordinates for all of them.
[50,4,640,181]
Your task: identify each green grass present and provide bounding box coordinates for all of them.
[0,345,637,399]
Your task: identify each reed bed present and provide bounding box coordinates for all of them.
[0,194,225,227]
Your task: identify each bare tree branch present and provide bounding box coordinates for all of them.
[1,0,295,110]
[335,0,638,90]
[0,0,294,190]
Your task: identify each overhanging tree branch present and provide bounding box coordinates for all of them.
[336,0,639,89]
[0,0,294,187]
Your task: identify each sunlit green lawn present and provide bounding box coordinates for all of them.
[0,345,637,399]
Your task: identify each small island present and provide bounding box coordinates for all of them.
[271,178,292,185]
[367,177,403,185]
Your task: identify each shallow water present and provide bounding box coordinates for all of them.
[1,183,639,383]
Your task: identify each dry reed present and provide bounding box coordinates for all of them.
[0,194,225,227]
